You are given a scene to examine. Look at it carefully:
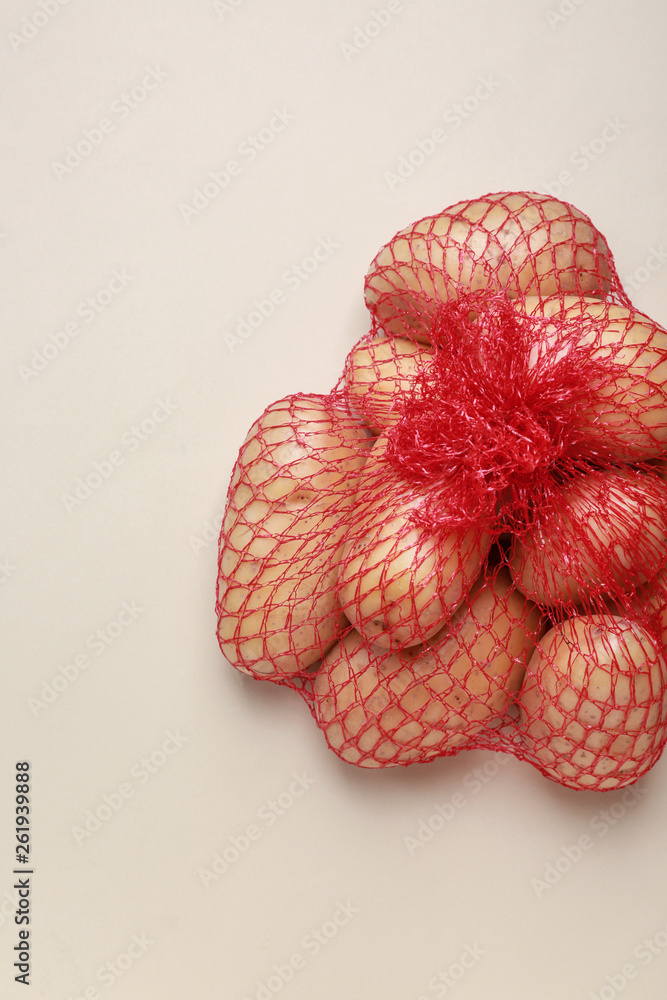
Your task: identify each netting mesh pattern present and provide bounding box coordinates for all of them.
[216,191,667,791]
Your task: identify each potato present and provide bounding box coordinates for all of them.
[514,294,601,318]
[342,335,434,433]
[337,434,491,648]
[514,297,667,459]
[517,616,667,790]
[512,293,602,365]
[216,394,371,677]
[365,192,613,339]
[314,568,541,767]
[641,564,667,647]
[562,300,667,460]
[509,468,667,607]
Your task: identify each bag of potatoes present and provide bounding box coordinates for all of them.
[216,191,667,792]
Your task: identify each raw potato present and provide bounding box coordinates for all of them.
[642,564,667,647]
[515,296,667,459]
[314,568,541,767]
[337,434,491,648]
[562,299,667,460]
[517,616,667,790]
[342,335,434,433]
[511,293,602,367]
[365,192,612,339]
[509,468,667,607]
[216,394,371,677]
[514,294,599,318]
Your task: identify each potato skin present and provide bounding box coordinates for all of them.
[514,296,667,460]
[342,335,433,433]
[365,192,613,339]
[563,300,667,460]
[336,433,491,649]
[516,616,667,790]
[509,468,667,608]
[314,568,541,767]
[216,394,371,678]
[641,564,667,648]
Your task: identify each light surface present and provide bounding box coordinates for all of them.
[2,2,667,998]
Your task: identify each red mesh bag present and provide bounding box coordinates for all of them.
[216,191,667,792]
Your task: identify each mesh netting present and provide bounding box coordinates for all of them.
[216,191,667,792]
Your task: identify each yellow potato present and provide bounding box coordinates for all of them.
[337,434,491,648]
[641,564,667,647]
[514,294,601,318]
[342,335,434,433]
[512,293,603,363]
[509,468,667,607]
[314,568,541,767]
[514,297,667,459]
[561,300,667,460]
[517,615,667,790]
[216,394,371,677]
[365,192,613,339]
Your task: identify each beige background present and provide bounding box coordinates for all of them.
[2,1,667,997]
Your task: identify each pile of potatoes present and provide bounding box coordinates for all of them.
[217,192,667,792]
